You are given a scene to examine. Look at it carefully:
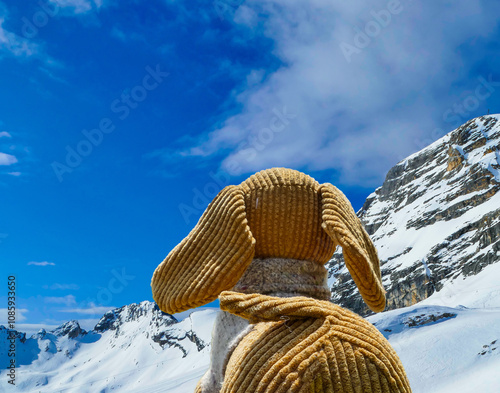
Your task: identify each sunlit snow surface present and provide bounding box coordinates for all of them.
[1,262,500,393]
[0,306,217,393]
[369,261,500,392]
[339,115,500,283]
[2,116,500,392]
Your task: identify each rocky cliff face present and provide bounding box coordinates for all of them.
[328,115,500,316]
[0,303,217,392]
[0,301,215,392]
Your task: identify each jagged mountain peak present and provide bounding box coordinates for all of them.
[397,114,500,168]
[1,114,500,391]
[0,304,216,392]
[93,300,176,333]
[329,114,500,316]
[0,325,27,343]
[365,115,499,216]
[53,320,86,338]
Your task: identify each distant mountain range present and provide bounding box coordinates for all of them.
[2,115,500,392]
[0,301,217,392]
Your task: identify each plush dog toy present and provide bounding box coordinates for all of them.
[151,168,411,393]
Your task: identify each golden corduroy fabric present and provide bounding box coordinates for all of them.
[151,168,385,314]
[320,184,385,312]
[239,169,335,262]
[151,185,256,314]
[219,291,411,393]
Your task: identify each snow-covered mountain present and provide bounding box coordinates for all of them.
[368,267,500,393]
[2,269,500,393]
[328,114,500,316]
[0,302,217,393]
[2,115,500,392]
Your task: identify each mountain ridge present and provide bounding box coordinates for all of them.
[0,301,216,392]
[328,114,500,316]
[2,114,500,392]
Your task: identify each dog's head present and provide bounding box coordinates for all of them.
[151,168,385,314]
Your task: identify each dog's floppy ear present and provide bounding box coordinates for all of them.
[151,185,255,314]
[319,183,385,312]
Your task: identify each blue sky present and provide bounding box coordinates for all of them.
[1,0,499,332]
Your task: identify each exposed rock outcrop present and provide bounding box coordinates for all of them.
[328,115,500,316]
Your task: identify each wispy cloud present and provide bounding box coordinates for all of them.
[49,0,106,16]
[0,2,64,69]
[0,133,33,176]
[110,26,146,43]
[27,261,56,266]
[0,308,28,323]
[38,65,69,85]
[0,4,40,59]
[44,295,77,306]
[10,323,60,335]
[59,302,114,315]
[43,283,80,290]
[0,152,17,166]
[169,1,500,186]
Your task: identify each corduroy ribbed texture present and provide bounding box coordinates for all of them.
[151,185,256,314]
[219,291,411,393]
[240,169,335,263]
[320,184,385,313]
[151,167,385,314]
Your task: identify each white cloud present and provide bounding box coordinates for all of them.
[0,26,39,58]
[38,66,69,84]
[59,303,114,315]
[110,26,126,41]
[0,152,17,166]
[0,308,28,323]
[49,0,106,15]
[0,2,65,72]
[7,171,21,176]
[36,318,99,331]
[0,5,40,58]
[44,295,77,306]
[43,283,80,290]
[176,0,500,186]
[110,26,146,43]
[0,131,11,138]
[0,2,62,68]
[7,323,60,335]
[27,261,56,266]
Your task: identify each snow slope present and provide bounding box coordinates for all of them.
[2,272,499,393]
[2,116,499,392]
[328,115,500,316]
[0,302,216,393]
[369,304,500,392]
